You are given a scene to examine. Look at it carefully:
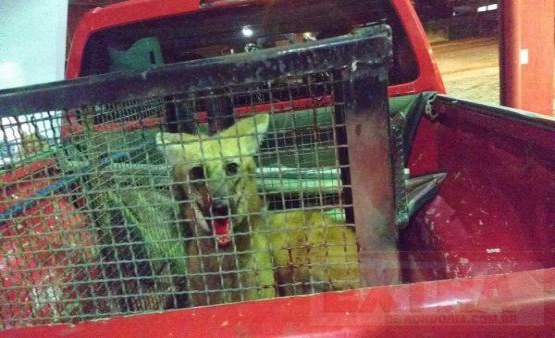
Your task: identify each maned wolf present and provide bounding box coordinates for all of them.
[157,113,360,305]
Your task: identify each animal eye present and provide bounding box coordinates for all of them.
[225,162,239,176]
[189,166,205,179]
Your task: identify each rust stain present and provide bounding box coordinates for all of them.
[355,124,362,136]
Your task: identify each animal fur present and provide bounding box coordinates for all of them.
[264,211,361,296]
[19,132,49,157]
[157,114,360,305]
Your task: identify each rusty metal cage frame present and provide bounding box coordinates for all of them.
[0,23,404,329]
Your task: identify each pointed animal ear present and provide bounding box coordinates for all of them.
[220,114,270,155]
[156,132,200,165]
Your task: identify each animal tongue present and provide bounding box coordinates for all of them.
[214,218,231,247]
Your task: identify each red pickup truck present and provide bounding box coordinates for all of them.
[1,0,554,336]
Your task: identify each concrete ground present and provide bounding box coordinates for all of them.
[432,37,500,105]
[431,37,555,115]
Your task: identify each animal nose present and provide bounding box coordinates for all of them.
[211,199,229,216]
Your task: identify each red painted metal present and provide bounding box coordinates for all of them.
[403,98,555,283]
[3,268,555,337]
[405,116,440,177]
[499,0,522,109]
[1,180,98,330]
[61,115,164,136]
[61,96,334,136]
[388,0,446,96]
[500,0,555,116]
[65,0,446,97]
[0,160,56,186]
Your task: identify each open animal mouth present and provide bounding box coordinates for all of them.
[202,197,233,248]
[192,193,233,248]
[213,218,232,247]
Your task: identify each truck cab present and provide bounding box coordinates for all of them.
[66,0,445,96]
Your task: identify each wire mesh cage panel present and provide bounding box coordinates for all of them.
[0,24,401,329]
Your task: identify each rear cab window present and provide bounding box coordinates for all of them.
[79,0,419,85]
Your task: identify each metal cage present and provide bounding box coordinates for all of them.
[0,24,402,329]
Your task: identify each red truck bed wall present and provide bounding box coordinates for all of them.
[404,97,555,282]
[4,267,555,337]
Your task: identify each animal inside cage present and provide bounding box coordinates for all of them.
[0,24,403,329]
